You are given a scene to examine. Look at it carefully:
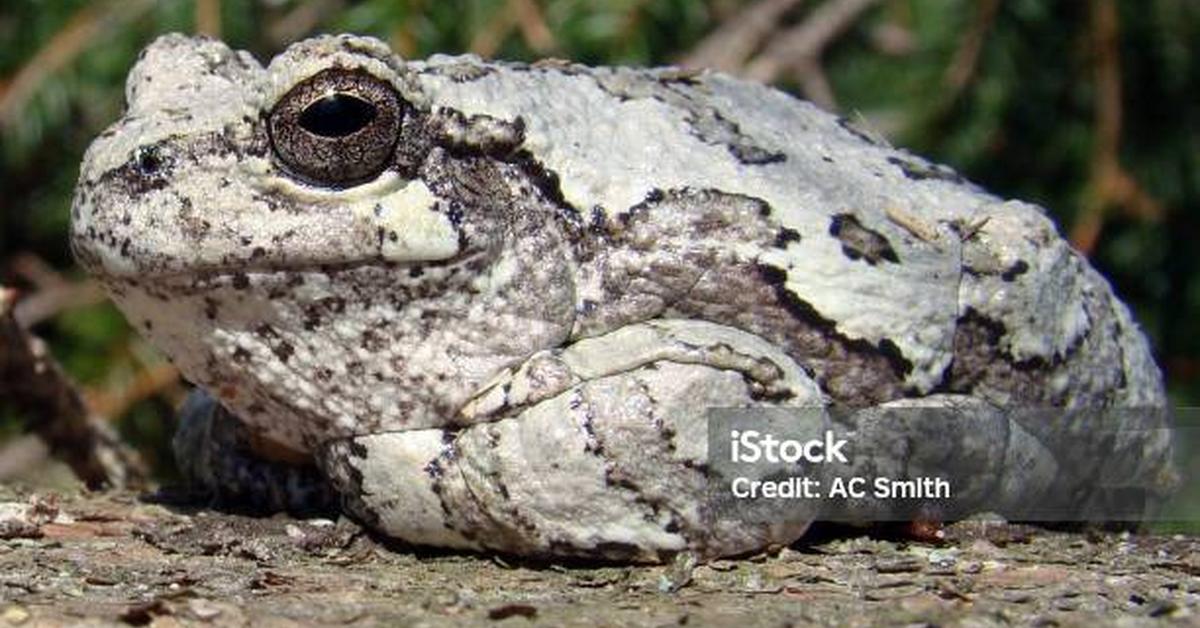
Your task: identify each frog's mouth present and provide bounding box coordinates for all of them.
[96,252,486,303]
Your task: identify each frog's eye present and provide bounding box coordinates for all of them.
[268,69,403,187]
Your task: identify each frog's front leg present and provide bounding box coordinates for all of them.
[320,320,828,561]
[171,390,340,515]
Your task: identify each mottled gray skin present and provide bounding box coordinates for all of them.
[71,34,1172,561]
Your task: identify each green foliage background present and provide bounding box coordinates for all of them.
[1,0,1196,520]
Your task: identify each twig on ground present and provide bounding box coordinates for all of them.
[7,254,65,291]
[868,7,915,57]
[614,0,654,50]
[681,0,806,73]
[1166,357,1197,387]
[742,0,883,109]
[795,59,836,110]
[471,0,558,57]
[0,287,146,489]
[12,280,106,328]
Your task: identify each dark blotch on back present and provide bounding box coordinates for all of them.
[756,264,913,379]
[774,227,801,248]
[886,155,965,184]
[829,214,899,265]
[1001,260,1029,282]
[730,143,787,165]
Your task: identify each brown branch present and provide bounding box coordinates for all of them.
[7,253,66,291]
[87,362,181,423]
[868,2,915,57]
[681,0,806,73]
[0,287,146,489]
[12,280,106,328]
[0,0,154,127]
[942,0,1002,100]
[1070,0,1164,254]
[266,0,346,48]
[615,0,653,49]
[511,0,557,54]
[1092,0,1122,171]
[471,0,559,57]
[195,0,222,38]
[1167,357,1198,383]
[744,0,884,85]
[796,59,837,110]
[6,253,106,327]
[469,2,517,58]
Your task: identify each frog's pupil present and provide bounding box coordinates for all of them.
[299,93,377,138]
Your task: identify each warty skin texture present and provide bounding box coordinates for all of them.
[70,34,1172,561]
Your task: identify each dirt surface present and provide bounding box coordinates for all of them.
[0,487,1196,627]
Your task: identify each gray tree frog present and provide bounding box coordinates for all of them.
[70,34,1173,561]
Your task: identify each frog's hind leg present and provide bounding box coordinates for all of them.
[319,320,830,562]
[170,389,340,516]
[821,397,1176,528]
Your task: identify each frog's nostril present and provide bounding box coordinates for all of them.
[134,145,163,175]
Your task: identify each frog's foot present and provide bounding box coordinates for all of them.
[171,390,339,516]
[320,319,828,562]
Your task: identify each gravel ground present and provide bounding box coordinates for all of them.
[0,487,1197,627]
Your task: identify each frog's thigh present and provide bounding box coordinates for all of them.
[322,358,818,561]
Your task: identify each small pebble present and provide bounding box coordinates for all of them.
[2,606,30,626]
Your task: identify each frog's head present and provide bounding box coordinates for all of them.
[69,34,574,452]
[69,33,508,282]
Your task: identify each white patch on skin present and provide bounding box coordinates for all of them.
[959,202,1091,361]
[329,429,481,550]
[348,177,460,262]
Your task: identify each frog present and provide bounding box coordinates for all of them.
[69,33,1174,562]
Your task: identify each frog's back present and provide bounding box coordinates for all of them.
[410,56,1162,410]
